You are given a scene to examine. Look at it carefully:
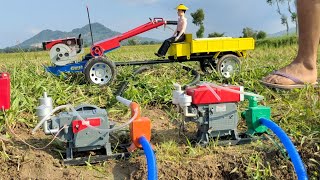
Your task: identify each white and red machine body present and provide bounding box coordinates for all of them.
[42,36,84,66]
[173,83,244,145]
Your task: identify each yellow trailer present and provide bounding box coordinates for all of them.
[167,34,255,78]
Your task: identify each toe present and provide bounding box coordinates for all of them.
[262,74,274,83]
[262,73,297,85]
[272,75,295,85]
[268,75,278,84]
[262,75,270,81]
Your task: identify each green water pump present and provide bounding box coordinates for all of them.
[242,95,271,135]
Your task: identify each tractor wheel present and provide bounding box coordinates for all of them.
[216,54,241,78]
[84,57,116,86]
[200,58,216,74]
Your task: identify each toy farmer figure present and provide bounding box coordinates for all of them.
[155,4,188,57]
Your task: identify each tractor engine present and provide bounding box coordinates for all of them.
[42,35,84,66]
[172,83,244,145]
[36,92,112,160]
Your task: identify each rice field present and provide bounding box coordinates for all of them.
[0,44,319,179]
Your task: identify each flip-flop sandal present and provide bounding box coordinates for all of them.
[260,71,319,90]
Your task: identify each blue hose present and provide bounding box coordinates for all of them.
[139,136,158,180]
[259,118,308,180]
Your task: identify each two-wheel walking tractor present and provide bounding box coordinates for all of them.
[42,18,254,85]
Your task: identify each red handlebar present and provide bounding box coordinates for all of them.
[90,18,175,57]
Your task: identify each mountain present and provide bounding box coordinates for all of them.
[268,27,297,37]
[13,23,159,49]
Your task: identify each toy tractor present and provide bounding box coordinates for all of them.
[42,18,254,85]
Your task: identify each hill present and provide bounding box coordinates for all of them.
[10,22,159,49]
[268,27,296,37]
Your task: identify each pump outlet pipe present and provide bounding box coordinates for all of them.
[139,136,158,180]
[259,118,308,180]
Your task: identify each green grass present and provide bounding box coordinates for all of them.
[0,44,319,179]
[256,35,298,48]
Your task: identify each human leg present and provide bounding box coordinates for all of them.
[262,0,320,87]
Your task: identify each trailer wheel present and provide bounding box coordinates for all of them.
[200,59,215,74]
[84,57,116,86]
[216,54,240,78]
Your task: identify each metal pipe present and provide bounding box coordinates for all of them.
[183,106,197,117]
[32,104,72,134]
[116,96,132,107]
[43,120,59,134]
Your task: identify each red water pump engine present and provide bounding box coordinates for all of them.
[173,83,245,145]
[42,35,84,66]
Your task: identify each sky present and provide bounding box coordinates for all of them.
[0,0,296,48]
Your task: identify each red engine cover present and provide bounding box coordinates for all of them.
[0,73,10,110]
[72,118,101,133]
[42,37,80,50]
[186,84,243,105]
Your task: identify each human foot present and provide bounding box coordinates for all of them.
[262,61,318,85]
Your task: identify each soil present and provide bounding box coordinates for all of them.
[0,107,318,180]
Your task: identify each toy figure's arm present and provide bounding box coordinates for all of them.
[173,28,177,37]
